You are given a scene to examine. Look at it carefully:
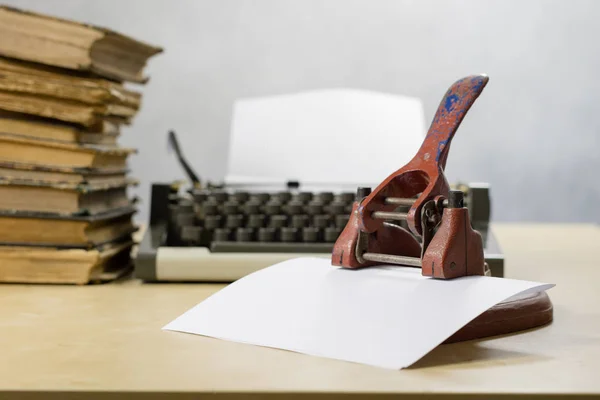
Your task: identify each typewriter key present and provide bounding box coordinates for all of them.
[336,214,350,228]
[306,201,324,215]
[175,212,195,227]
[202,201,219,215]
[324,227,341,242]
[232,191,250,203]
[294,192,313,204]
[192,190,209,203]
[286,201,304,215]
[243,201,261,215]
[258,227,276,242]
[339,192,355,204]
[264,201,282,215]
[204,215,222,229]
[178,201,194,214]
[313,215,331,229]
[236,227,254,242]
[214,228,232,241]
[328,201,346,215]
[302,227,320,242]
[181,226,203,244]
[275,191,292,203]
[281,227,299,242]
[292,214,309,228]
[269,215,288,228]
[247,214,266,228]
[225,214,244,229]
[211,191,229,203]
[251,192,271,203]
[316,192,334,204]
[223,201,239,215]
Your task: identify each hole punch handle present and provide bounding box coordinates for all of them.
[413,74,489,171]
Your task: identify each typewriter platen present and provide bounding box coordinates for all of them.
[135,179,503,282]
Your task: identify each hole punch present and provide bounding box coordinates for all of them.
[332,75,490,279]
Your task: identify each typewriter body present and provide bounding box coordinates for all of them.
[135,180,503,282]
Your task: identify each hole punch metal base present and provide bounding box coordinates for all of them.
[445,291,553,343]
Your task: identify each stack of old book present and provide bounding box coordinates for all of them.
[0,6,162,284]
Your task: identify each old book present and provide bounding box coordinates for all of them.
[0,134,134,168]
[0,239,134,284]
[0,206,136,247]
[0,70,141,115]
[0,178,136,215]
[0,69,113,105]
[101,116,131,127]
[0,161,127,185]
[79,132,118,146]
[0,6,162,83]
[0,90,136,126]
[0,111,120,144]
[0,57,141,109]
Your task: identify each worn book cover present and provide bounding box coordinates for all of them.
[0,205,137,248]
[0,6,162,83]
[0,160,128,185]
[0,133,135,168]
[0,175,138,215]
[0,237,135,284]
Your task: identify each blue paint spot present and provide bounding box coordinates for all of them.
[444,94,459,113]
[426,75,487,141]
[436,139,449,161]
[471,77,484,94]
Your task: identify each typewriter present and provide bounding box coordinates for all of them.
[135,178,503,282]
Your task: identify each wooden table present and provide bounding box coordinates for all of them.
[1,223,599,399]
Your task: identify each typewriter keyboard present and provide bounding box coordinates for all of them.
[166,189,360,253]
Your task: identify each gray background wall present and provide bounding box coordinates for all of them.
[6,0,599,223]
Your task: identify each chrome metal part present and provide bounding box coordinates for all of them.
[361,252,422,267]
[384,197,416,206]
[372,211,408,221]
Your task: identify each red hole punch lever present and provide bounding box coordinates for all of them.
[332,74,490,279]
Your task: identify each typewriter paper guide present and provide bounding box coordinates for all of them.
[225,89,426,187]
[163,257,554,370]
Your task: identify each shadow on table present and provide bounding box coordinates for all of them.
[410,325,553,369]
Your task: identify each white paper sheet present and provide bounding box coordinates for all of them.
[164,257,553,370]
[225,89,426,187]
